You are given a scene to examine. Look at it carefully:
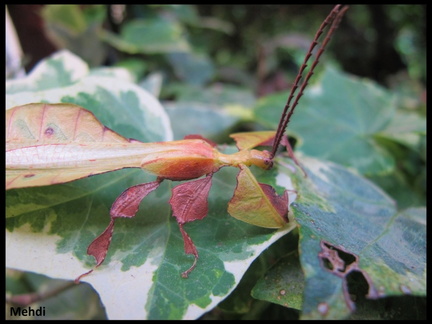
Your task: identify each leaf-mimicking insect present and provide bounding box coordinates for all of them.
[5,5,348,281]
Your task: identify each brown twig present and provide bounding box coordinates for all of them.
[6,280,77,307]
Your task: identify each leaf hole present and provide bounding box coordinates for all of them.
[324,242,356,272]
[319,241,358,275]
[346,270,369,303]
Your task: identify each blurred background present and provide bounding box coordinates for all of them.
[6,5,426,93]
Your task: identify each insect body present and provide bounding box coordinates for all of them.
[5,5,348,280]
[6,103,287,279]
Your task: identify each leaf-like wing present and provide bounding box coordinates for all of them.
[230,131,276,150]
[169,174,213,277]
[228,165,288,228]
[6,104,220,190]
[170,174,213,224]
[6,103,145,189]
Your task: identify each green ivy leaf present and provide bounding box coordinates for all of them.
[162,83,256,140]
[250,154,425,319]
[164,102,240,140]
[100,17,190,54]
[285,157,426,319]
[251,251,304,310]
[167,52,215,86]
[377,110,426,150]
[254,66,405,176]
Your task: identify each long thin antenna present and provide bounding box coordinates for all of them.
[270,5,349,158]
